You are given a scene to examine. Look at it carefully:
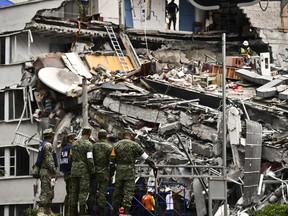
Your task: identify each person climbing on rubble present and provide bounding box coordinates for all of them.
[70,126,95,216]
[88,129,113,216]
[36,128,58,215]
[60,132,76,216]
[239,40,252,64]
[142,187,155,216]
[110,128,158,215]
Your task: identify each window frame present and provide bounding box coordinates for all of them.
[0,88,30,122]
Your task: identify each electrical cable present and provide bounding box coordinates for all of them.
[70,20,81,51]
[259,0,269,11]
[144,3,149,54]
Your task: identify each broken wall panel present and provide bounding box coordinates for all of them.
[85,54,133,72]
[243,120,262,206]
[142,78,222,109]
[103,96,168,124]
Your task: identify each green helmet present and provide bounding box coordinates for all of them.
[123,128,133,135]
[67,132,76,139]
[82,126,92,134]
[98,129,107,136]
[43,128,54,136]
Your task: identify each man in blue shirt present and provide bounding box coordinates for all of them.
[60,132,76,216]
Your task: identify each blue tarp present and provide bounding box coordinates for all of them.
[0,0,14,7]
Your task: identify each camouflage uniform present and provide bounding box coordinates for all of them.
[70,132,95,216]
[38,129,57,215]
[89,132,112,216]
[110,139,157,214]
[60,133,75,216]
[77,0,89,21]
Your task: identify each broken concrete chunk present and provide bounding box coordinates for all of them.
[192,124,217,141]
[158,121,181,135]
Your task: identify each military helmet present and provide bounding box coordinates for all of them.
[43,128,54,136]
[123,128,133,135]
[98,129,107,136]
[82,126,92,133]
[67,132,76,139]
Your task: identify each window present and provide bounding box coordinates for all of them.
[0,88,29,122]
[10,148,15,176]
[0,37,5,64]
[0,147,29,177]
[0,31,31,65]
[0,148,4,175]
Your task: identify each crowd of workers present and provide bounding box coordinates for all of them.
[34,126,159,216]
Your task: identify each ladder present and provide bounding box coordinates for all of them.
[105,26,130,72]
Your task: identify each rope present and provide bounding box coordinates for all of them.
[259,0,269,11]
[70,20,81,51]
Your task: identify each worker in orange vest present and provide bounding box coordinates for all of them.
[142,188,155,216]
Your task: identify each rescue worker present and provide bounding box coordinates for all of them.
[166,0,179,30]
[70,126,95,216]
[60,132,76,216]
[88,129,112,216]
[239,40,252,63]
[142,188,155,216]
[165,187,184,216]
[36,128,58,215]
[77,0,89,21]
[110,128,158,214]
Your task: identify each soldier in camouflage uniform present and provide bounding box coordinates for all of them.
[77,0,89,21]
[37,128,58,215]
[110,128,158,214]
[60,133,76,216]
[88,129,112,216]
[70,126,95,216]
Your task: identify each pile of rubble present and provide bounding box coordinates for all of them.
[22,42,288,215]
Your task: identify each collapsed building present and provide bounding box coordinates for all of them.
[1,0,288,215]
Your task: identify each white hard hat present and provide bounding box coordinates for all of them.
[243,40,249,46]
[147,188,154,193]
[165,187,172,192]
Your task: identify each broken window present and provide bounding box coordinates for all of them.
[0,88,29,122]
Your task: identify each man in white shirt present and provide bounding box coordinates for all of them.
[165,188,174,216]
[165,187,184,216]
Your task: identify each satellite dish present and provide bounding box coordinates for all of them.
[188,0,261,10]
[38,67,82,94]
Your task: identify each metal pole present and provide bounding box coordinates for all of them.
[82,77,88,126]
[222,33,228,216]
[118,0,123,29]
